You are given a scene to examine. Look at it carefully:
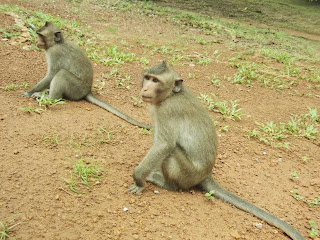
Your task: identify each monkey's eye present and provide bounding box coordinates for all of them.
[152,78,159,83]
[145,75,150,80]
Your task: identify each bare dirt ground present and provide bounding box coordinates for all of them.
[0,0,319,239]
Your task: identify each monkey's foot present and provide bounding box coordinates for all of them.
[128,184,145,194]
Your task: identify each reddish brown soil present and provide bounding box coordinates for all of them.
[0,1,319,240]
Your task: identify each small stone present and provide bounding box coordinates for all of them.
[55,194,60,200]
[13,150,19,155]
[254,222,263,229]
[23,45,30,50]
[262,152,267,155]
[278,157,283,162]
[123,207,129,212]
[154,190,159,194]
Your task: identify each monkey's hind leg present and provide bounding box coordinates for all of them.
[147,148,198,191]
[22,77,51,98]
[49,69,89,100]
[162,148,206,190]
[146,171,179,191]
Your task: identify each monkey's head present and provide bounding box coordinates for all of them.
[140,61,183,105]
[36,22,63,50]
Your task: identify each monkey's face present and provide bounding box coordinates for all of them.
[140,74,184,105]
[36,22,62,50]
[141,62,183,105]
[36,34,46,49]
[140,74,173,105]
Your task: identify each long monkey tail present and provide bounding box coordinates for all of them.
[200,177,305,240]
[85,93,152,130]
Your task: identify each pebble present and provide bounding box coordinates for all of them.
[278,157,283,162]
[254,222,263,229]
[123,207,129,212]
[23,45,30,50]
[154,190,159,194]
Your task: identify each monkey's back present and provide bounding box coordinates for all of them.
[152,86,217,169]
[46,41,93,88]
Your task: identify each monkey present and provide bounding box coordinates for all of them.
[22,22,151,130]
[128,61,305,240]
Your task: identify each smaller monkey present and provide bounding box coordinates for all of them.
[129,61,304,240]
[22,22,151,130]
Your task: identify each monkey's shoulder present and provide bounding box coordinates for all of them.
[157,90,210,123]
[48,41,85,57]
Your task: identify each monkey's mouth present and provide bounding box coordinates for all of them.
[141,96,153,101]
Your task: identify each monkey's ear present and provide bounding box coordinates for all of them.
[45,21,50,27]
[173,79,183,93]
[54,32,62,43]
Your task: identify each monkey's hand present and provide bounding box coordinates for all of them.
[22,92,32,98]
[31,92,44,98]
[22,92,43,98]
[128,184,146,194]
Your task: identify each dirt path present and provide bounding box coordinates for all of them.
[0,0,319,239]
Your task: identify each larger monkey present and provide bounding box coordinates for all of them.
[22,22,151,129]
[129,61,304,240]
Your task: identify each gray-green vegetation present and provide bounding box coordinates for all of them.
[62,158,102,194]
[248,107,319,148]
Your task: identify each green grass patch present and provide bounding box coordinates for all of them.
[309,220,319,238]
[248,107,319,148]
[36,92,67,108]
[42,123,119,149]
[0,4,139,66]
[108,0,320,63]
[0,217,22,240]
[2,82,30,91]
[62,158,102,194]
[291,189,320,208]
[199,93,245,121]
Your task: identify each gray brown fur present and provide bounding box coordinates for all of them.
[129,61,304,240]
[22,22,151,129]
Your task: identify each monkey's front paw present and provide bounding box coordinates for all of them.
[31,92,43,98]
[128,184,145,194]
[22,92,32,98]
